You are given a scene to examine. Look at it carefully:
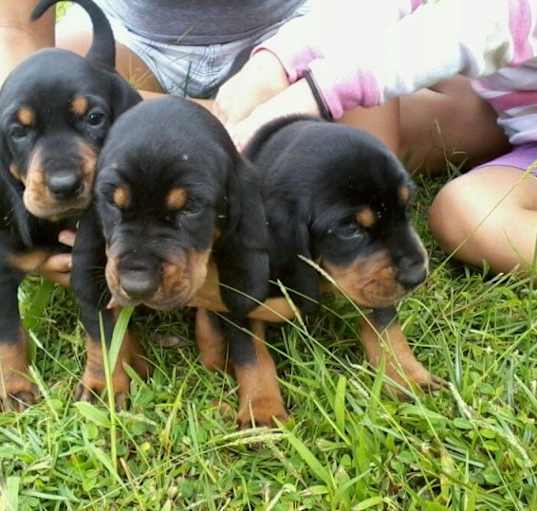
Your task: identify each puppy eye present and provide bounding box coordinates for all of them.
[86,110,106,127]
[10,125,29,141]
[336,219,365,241]
[182,202,202,216]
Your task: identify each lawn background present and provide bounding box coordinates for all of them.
[1,3,537,510]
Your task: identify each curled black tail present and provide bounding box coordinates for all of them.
[31,0,115,68]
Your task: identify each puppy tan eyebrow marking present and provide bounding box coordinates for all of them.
[355,207,376,228]
[16,107,34,126]
[71,96,89,116]
[399,185,411,203]
[113,186,130,208]
[166,187,188,210]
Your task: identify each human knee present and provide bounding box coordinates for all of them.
[428,177,475,253]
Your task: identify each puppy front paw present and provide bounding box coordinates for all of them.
[0,332,38,412]
[382,358,446,400]
[237,396,288,429]
[360,315,446,400]
[0,373,38,412]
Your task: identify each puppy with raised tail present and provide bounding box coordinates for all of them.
[0,0,141,410]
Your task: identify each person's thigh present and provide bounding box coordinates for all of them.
[339,99,399,154]
[401,76,511,175]
[55,10,162,93]
[429,166,537,273]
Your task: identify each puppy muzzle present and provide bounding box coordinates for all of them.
[105,247,211,311]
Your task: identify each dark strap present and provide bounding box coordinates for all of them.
[303,69,333,121]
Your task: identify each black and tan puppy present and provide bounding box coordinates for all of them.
[195,117,443,425]
[71,97,269,404]
[0,0,141,409]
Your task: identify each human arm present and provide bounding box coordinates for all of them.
[229,0,535,148]
[289,0,533,119]
[213,0,419,127]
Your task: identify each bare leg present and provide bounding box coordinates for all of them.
[326,76,509,171]
[339,99,400,154]
[429,166,537,274]
[400,76,510,175]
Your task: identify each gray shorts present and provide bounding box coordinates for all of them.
[60,2,313,98]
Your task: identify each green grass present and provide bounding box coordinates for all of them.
[8,1,535,509]
[1,177,536,510]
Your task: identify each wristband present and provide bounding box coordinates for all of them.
[303,69,333,121]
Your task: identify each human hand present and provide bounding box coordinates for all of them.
[36,229,76,287]
[229,78,321,151]
[213,50,289,127]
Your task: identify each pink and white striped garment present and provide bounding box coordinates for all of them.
[474,64,537,145]
[259,0,537,145]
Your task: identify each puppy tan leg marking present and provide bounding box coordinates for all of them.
[195,309,228,372]
[234,321,287,428]
[189,263,297,321]
[360,315,444,399]
[0,330,38,411]
[76,329,151,408]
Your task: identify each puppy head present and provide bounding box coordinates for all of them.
[96,97,266,312]
[307,126,428,308]
[254,119,428,310]
[0,47,139,221]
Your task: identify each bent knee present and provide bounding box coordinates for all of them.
[428,177,477,254]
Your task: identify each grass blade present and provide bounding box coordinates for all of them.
[281,425,332,489]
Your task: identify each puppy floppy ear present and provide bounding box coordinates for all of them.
[285,218,321,315]
[0,133,32,247]
[215,157,270,316]
[110,75,143,120]
[72,205,115,341]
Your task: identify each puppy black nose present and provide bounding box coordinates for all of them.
[397,257,427,290]
[48,171,82,199]
[120,269,159,300]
